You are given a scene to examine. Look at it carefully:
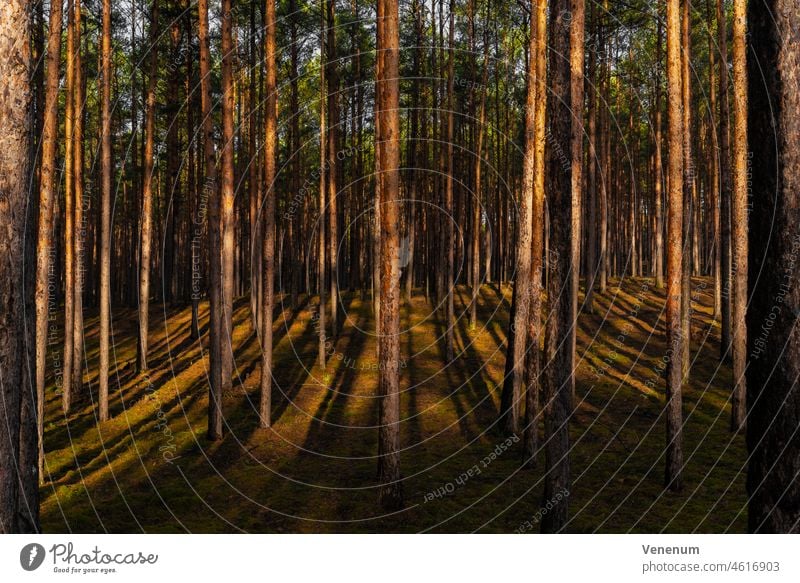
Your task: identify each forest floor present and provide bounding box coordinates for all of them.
[39,277,747,533]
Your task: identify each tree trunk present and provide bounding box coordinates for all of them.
[0,0,36,533]
[746,0,800,532]
[72,0,85,397]
[376,0,403,511]
[220,0,235,403]
[541,0,573,533]
[500,0,538,437]
[198,0,223,440]
[327,0,340,338]
[568,0,584,404]
[34,0,64,477]
[98,0,113,422]
[138,0,159,374]
[260,0,277,428]
[664,0,685,492]
[62,0,76,413]
[717,0,732,358]
[729,0,748,431]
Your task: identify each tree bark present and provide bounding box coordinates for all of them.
[34,0,64,477]
[729,0,748,431]
[541,0,573,533]
[220,0,235,403]
[664,0,685,492]
[260,0,277,428]
[0,0,36,533]
[138,0,159,374]
[198,0,223,440]
[376,0,404,511]
[746,0,800,532]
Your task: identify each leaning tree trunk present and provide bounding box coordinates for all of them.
[746,0,800,533]
[0,0,36,533]
[664,0,685,492]
[376,0,404,511]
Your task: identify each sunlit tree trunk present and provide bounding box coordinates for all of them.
[220,0,235,403]
[260,0,277,428]
[654,17,665,290]
[34,0,63,477]
[138,0,159,374]
[500,0,538,437]
[664,0,685,492]
[376,0,403,510]
[729,0,748,431]
[62,0,76,413]
[568,0,584,404]
[327,0,340,338]
[98,0,112,422]
[71,0,85,398]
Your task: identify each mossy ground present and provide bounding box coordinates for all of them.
[40,277,747,533]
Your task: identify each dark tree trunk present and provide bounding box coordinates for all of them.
[541,0,573,533]
[746,0,800,533]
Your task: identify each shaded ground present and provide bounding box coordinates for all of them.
[40,277,747,533]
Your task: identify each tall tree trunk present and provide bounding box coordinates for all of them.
[664,0,685,492]
[568,0,584,404]
[318,1,328,367]
[220,0,235,403]
[443,0,456,362]
[0,0,36,533]
[746,0,800,532]
[138,0,159,373]
[198,0,223,440]
[260,0,277,428]
[98,0,112,422]
[376,0,404,511]
[469,7,489,328]
[541,0,573,534]
[62,0,76,413]
[717,0,732,358]
[72,0,85,397]
[34,0,64,478]
[522,0,547,464]
[327,0,340,338]
[729,0,748,431]
[654,17,665,289]
[680,0,693,377]
[585,5,597,311]
[500,0,537,437]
